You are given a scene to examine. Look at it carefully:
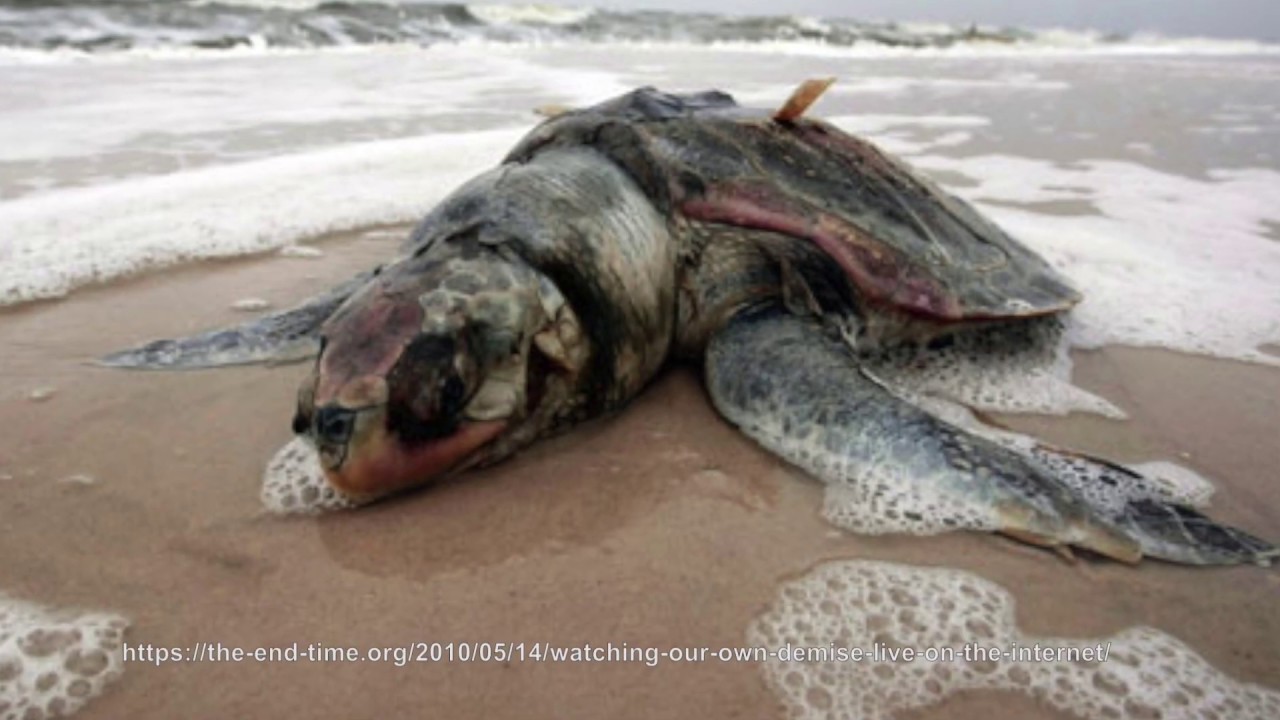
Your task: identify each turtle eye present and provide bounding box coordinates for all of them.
[314,405,357,445]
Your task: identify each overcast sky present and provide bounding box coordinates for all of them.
[571,0,1280,41]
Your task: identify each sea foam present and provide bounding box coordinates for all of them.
[0,128,523,306]
[911,155,1280,365]
[750,560,1280,720]
[0,595,128,720]
[261,437,356,515]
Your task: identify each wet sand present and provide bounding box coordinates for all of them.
[1,226,1277,719]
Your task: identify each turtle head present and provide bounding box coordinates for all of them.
[292,247,578,500]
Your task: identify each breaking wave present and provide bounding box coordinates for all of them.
[0,0,1274,55]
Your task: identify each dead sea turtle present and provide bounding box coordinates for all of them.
[104,80,1275,566]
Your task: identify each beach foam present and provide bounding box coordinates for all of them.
[908,155,1280,365]
[1126,461,1217,508]
[0,595,128,720]
[862,319,1123,418]
[0,128,523,306]
[749,560,1280,720]
[261,437,357,515]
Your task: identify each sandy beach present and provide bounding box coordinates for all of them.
[2,32,1280,720]
[1,220,1277,719]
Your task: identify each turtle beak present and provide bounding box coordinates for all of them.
[303,397,508,500]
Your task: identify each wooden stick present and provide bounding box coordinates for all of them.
[772,77,836,122]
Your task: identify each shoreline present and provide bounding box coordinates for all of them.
[1,225,1276,719]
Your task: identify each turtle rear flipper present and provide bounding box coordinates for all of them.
[1025,446,1277,565]
[705,306,1277,566]
[98,270,372,370]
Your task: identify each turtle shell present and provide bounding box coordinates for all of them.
[505,87,1080,322]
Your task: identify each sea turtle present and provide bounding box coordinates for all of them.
[104,80,1274,566]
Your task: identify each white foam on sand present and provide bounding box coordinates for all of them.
[749,560,1280,720]
[818,124,1280,376]
[788,147,1280,438]
[230,298,271,312]
[260,437,357,515]
[909,154,1280,365]
[0,128,524,306]
[278,244,323,259]
[0,595,128,720]
[0,45,631,306]
[1126,461,1217,508]
[864,325,1124,418]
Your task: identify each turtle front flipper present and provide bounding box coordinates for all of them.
[99,270,372,370]
[705,305,1277,566]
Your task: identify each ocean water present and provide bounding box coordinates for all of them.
[6,0,1277,54]
[3,40,1278,366]
[2,4,1280,719]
